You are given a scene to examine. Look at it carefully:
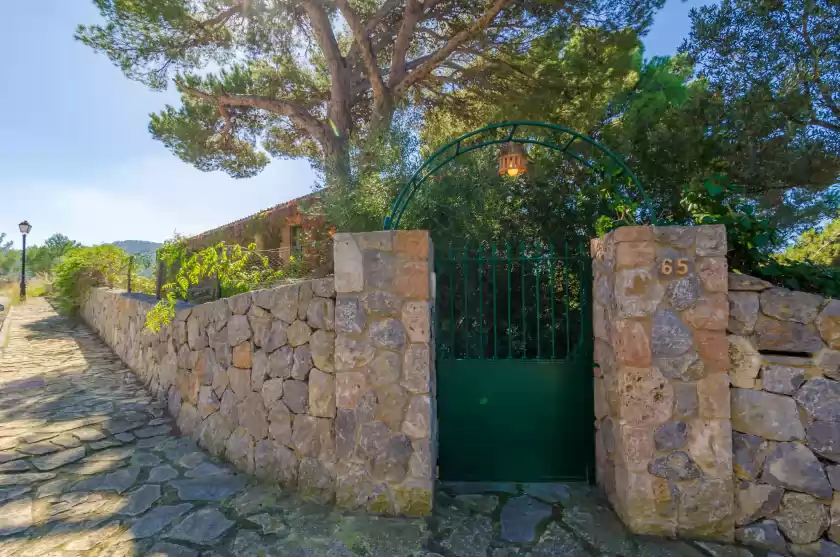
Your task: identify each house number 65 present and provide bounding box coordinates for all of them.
[661,258,689,276]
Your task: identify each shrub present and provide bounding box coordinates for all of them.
[53,245,128,313]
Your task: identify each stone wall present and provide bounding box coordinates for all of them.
[727,273,840,554]
[592,225,734,539]
[331,231,435,516]
[81,232,436,518]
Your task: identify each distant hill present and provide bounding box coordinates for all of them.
[110,240,162,255]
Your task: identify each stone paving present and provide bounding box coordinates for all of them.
[0,299,760,557]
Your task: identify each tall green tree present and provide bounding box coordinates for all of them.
[27,234,81,277]
[77,0,662,182]
[783,218,840,267]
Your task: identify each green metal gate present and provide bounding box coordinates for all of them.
[436,241,594,482]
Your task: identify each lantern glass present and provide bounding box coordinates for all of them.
[498,143,527,176]
[18,221,31,235]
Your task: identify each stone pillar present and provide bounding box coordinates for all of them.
[592,225,734,539]
[331,230,435,516]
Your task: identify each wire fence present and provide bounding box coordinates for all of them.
[154,239,333,303]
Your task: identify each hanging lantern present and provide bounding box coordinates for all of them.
[498,142,528,177]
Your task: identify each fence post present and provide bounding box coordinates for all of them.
[156,260,164,300]
[127,255,133,294]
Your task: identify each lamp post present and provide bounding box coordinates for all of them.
[18,220,31,301]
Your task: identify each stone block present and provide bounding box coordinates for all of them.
[268,401,292,446]
[298,457,334,505]
[267,346,293,378]
[731,388,805,441]
[694,330,729,373]
[728,336,760,389]
[615,268,665,318]
[394,261,430,299]
[261,378,284,410]
[763,364,806,395]
[613,319,652,367]
[371,434,412,482]
[616,241,655,269]
[618,366,674,426]
[225,427,255,474]
[698,373,730,419]
[335,409,357,460]
[393,480,433,517]
[394,230,430,260]
[615,423,655,471]
[806,421,840,463]
[816,348,840,380]
[291,415,320,456]
[614,226,654,243]
[735,520,787,553]
[831,493,840,543]
[291,345,312,380]
[228,366,252,402]
[402,301,430,342]
[310,329,335,372]
[403,395,431,439]
[231,342,252,369]
[335,336,376,370]
[334,234,364,293]
[239,393,269,440]
[297,280,313,320]
[308,368,336,418]
[735,483,783,526]
[227,315,251,346]
[369,319,406,351]
[728,273,772,292]
[282,380,309,414]
[795,378,840,423]
[683,294,729,330]
[336,372,368,409]
[687,418,732,478]
[761,288,824,324]
[254,439,298,488]
[655,226,697,249]
[728,292,760,335]
[287,320,312,347]
[335,296,365,334]
[375,384,409,431]
[819,300,840,350]
[362,291,402,317]
[762,442,833,499]
[775,492,830,545]
[306,297,334,331]
[664,276,701,311]
[312,277,335,298]
[672,381,699,419]
[227,293,251,315]
[370,351,401,388]
[696,225,727,256]
[656,351,706,381]
[697,257,728,293]
[677,478,734,540]
[197,387,220,419]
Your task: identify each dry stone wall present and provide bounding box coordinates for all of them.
[81,232,436,518]
[592,225,734,540]
[727,273,840,555]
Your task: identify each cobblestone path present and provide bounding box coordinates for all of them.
[0,299,753,557]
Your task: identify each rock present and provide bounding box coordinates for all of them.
[563,500,635,556]
[306,297,334,330]
[287,320,312,347]
[735,520,788,554]
[335,296,366,334]
[239,394,269,440]
[402,301,430,342]
[120,503,194,540]
[664,276,701,311]
[831,493,840,543]
[220,388,240,425]
[18,442,60,455]
[375,384,408,430]
[312,277,335,298]
[335,409,357,461]
[403,395,431,439]
[683,294,729,330]
[232,341,252,368]
[73,466,141,493]
[170,477,246,501]
[762,442,833,499]
[31,446,86,471]
[817,348,840,381]
[440,515,493,557]
[147,542,198,557]
[654,422,688,451]
[402,344,430,393]
[735,483,783,525]
[369,318,406,350]
[268,401,292,445]
[371,434,413,482]
[245,512,288,536]
[298,281,313,319]
[652,309,694,357]
[166,508,234,545]
[197,387,220,419]
[227,314,251,346]
[523,483,571,504]
[733,432,772,480]
[761,288,824,324]
[729,273,773,291]
[291,415,321,456]
[731,388,805,441]
[649,451,702,481]
[673,382,699,419]
[335,336,376,370]
[796,378,840,423]
[148,465,179,483]
[820,301,840,350]
[694,543,754,557]
[729,336,761,388]
[185,462,230,478]
[253,439,298,487]
[453,494,500,514]
[775,492,830,545]
[261,320,288,353]
[119,485,161,516]
[755,314,825,353]
[199,411,236,458]
[369,351,401,388]
[310,329,335,372]
[282,380,308,414]
[291,344,312,380]
[227,366,252,402]
[677,477,734,539]
[336,371,368,409]
[763,364,806,395]
[226,427,256,474]
[334,235,364,292]
[0,498,32,535]
[267,346,293,378]
[499,495,553,543]
[361,291,401,316]
[807,421,840,463]
[298,457,334,505]
[308,368,336,418]
[261,378,284,409]
[618,365,674,425]
[729,291,760,335]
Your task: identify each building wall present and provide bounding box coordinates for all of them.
[727,273,840,554]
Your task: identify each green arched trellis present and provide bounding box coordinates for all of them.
[383,121,658,230]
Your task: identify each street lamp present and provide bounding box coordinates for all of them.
[18,221,31,301]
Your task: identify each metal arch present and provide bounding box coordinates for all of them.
[383,121,658,230]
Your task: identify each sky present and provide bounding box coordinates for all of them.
[0,0,713,248]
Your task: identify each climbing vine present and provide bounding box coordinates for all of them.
[146,240,285,332]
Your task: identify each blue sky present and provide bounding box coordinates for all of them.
[0,0,712,247]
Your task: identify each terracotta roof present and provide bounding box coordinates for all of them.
[187,192,319,241]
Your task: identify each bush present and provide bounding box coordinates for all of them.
[53,245,128,313]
